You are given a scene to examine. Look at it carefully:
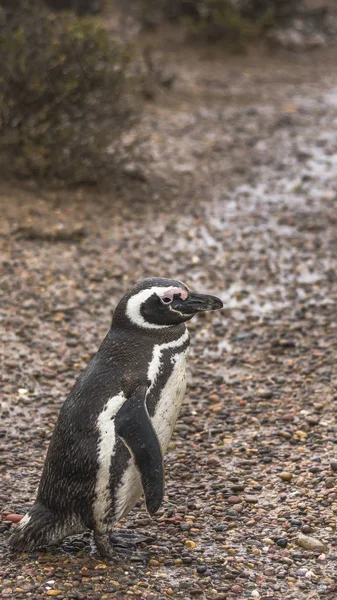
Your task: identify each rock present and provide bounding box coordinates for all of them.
[230,484,245,492]
[2,513,24,523]
[228,496,242,504]
[245,495,259,503]
[275,537,288,548]
[257,388,272,399]
[185,540,197,548]
[296,534,327,553]
[149,559,160,567]
[279,472,293,481]
[330,460,337,473]
[196,565,207,574]
[301,525,312,534]
[231,585,243,595]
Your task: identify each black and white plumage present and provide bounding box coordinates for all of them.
[8,277,223,556]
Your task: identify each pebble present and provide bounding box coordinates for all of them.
[231,484,245,492]
[231,585,243,595]
[325,478,335,489]
[330,460,337,473]
[245,494,259,503]
[301,525,312,534]
[257,389,272,399]
[279,472,293,481]
[185,540,197,548]
[296,534,327,553]
[275,537,288,548]
[2,513,24,522]
[196,565,207,574]
[149,559,160,567]
[228,496,242,504]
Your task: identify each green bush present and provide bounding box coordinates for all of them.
[0,1,139,184]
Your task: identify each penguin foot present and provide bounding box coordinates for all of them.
[94,530,156,557]
[110,530,155,548]
[94,531,114,558]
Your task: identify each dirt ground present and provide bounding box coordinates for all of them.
[1,36,337,600]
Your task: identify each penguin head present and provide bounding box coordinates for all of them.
[113,277,223,330]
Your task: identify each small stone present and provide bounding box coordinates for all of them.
[233,504,243,513]
[228,496,242,504]
[275,537,288,548]
[295,430,307,438]
[245,495,259,503]
[279,431,292,439]
[46,592,63,597]
[231,585,243,595]
[262,538,273,545]
[231,484,245,492]
[296,534,327,553]
[330,460,337,473]
[251,592,260,598]
[149,559,160,567]
[3,513,24,523]
[185,540,197,548]
[279,472,293,481]
[301,525,312,534]
[196,565,207,574]
[325,478,335,489]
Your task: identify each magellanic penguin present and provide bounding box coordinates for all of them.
[9,277,223,557]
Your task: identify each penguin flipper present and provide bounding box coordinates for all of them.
[115,385,164,516]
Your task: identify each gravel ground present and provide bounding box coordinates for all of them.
[1,40,337,600]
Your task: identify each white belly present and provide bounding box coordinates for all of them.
[151,349,188,453]
[113,346,188,521]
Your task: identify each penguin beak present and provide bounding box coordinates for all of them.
[177,292,223,315]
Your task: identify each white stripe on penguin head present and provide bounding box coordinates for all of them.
[125,286,187,329]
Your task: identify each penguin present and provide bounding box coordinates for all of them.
[8,277,223,557]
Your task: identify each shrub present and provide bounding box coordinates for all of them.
[239,1,304,23]
[136,0,304,44]
[45,0,103,16]
[0,1,139,184]
[183,0,260,45]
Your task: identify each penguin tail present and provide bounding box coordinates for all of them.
[8,502,63,552]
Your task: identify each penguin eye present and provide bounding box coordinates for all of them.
[159,288,185,305]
